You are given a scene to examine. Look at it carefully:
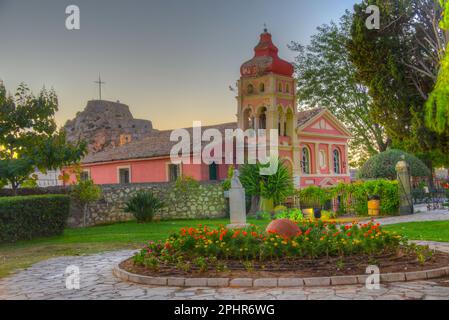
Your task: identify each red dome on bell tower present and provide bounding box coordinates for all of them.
[240,29,294,78]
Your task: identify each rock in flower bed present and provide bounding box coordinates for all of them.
[124,221,449,278]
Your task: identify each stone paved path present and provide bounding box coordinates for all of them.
[1,244,449,300]
[372,205,449,226]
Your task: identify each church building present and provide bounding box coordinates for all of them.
[64,29,351,189]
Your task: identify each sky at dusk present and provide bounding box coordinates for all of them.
[0,0,356,130]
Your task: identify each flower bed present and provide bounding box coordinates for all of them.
[124,221,449,278]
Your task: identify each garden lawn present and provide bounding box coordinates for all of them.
[384,221,449,243]
[0,218,268,278]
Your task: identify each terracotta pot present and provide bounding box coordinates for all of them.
[266,219,301,239]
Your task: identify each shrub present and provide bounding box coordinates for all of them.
[274,208,304,222]
[0,195,70,242]
[124,190,165,223]
[358,149,431,180]
[332,180,399,216]
[239,160,294,209]
[298,185,330,209]
[70,179,102,227]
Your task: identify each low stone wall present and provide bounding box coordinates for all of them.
[68,182,227,227]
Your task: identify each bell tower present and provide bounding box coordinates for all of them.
[236,28,300,187]
[237,28,297,136]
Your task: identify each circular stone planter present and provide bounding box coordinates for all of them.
[113,263,449,288]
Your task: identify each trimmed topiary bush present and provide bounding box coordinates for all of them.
[0,195,70,242]
[358,149,430,180]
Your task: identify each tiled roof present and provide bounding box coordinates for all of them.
[297,107,326,127]
[82,122,238,164]
[82,107,328,164]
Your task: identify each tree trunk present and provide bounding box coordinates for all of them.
[83,203,89,227]
[249,196,260,215]
[426,160,435,190]
[11,181,18,196]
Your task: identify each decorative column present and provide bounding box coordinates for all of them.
[395,160,414,216]
[328,144,333,174]
[314,143,320,174]
[345,144,350,175]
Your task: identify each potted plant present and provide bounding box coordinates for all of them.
[299,186,330,220]
[368,194,381,216]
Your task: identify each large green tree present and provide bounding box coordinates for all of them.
[289,11,390,167]
[348,0,449,173]
[0,82,87,194]
[426,0,449,134]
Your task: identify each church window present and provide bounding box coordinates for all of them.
[319,150,327,168]
[333,149,341,174]
[209,162,218,181]
[168,164,181,182]
[259,83,265,92]
[118,167,130,184]
[259,108,267,130]
[285,84,290,93]
[80,170,90,182]
[278,83,283,92]
[247,84,254,94]
[301,147,311,174]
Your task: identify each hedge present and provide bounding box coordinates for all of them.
[0,195,70,242]
[0,186,69,197]
[332,180,400,216]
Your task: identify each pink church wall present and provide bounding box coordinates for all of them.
[64,157,231,185]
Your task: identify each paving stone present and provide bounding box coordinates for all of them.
[405,271,428,281]
[380,273,406,283]
[229,278,254,287]
[184,278,208,287]
[331,276,358,285]
[253,278,278,287]
[426,268,447,279]
[303,277,331,287]
[278,278,304,287]
[207,278,229,287]
[167,278,185,287]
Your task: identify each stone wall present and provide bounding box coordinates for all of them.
[67,182,227,227]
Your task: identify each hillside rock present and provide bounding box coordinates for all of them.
[64,100,154,153]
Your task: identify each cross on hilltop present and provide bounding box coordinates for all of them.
[94,75,106,100]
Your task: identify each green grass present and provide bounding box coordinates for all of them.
[384,220,449,243]
[0,218,268,278]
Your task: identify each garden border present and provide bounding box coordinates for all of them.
[113,264,449,288]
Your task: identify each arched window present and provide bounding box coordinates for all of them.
[259,83,265,92]
[285,84,290,93]
[333,149,341,174]
[278,83,283,92]
[247,84,254,94]
[301,147,311,174]
[258,107,267,130]
[243,108,253,130]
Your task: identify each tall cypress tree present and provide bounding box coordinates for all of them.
[426,0,449,134]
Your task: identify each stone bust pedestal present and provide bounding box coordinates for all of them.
[227,170,250,229]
